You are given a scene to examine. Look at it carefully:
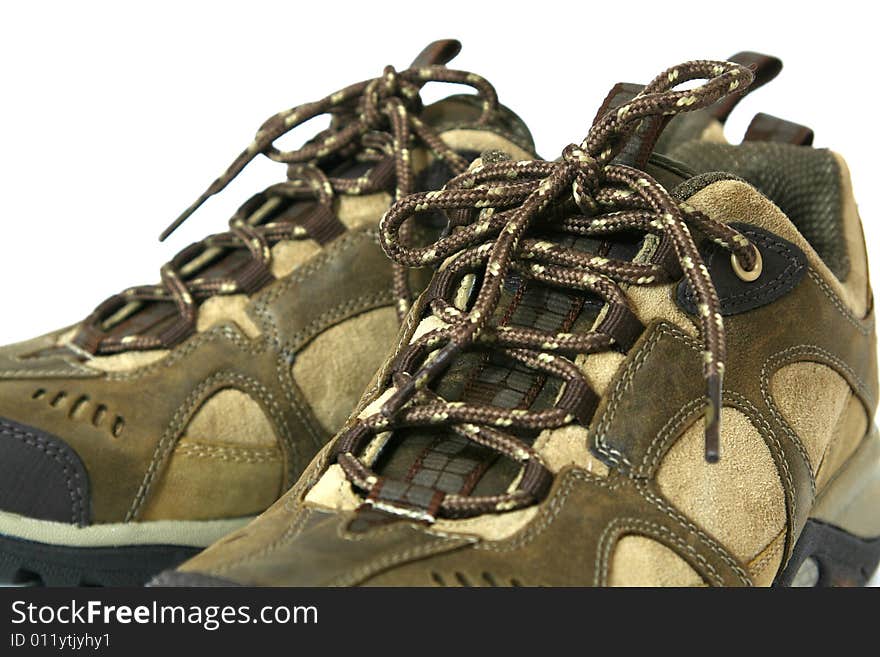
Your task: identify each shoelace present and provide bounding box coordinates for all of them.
[332,60,758,521]
[73,64,499,355]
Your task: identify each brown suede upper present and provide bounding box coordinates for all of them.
[168,166,876,587]
[0,88,536,528]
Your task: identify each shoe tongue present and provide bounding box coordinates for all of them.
[594,82,673,171]
[374,227,646,499]
[591,81,696,190]
[373,84,677,500]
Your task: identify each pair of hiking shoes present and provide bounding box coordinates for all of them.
[1,41,877,587]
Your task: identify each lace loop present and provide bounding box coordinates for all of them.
[75,63,501,355]
[338,59,757,521]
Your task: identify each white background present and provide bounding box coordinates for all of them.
[0,1,876,585]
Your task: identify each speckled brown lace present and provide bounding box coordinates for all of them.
[73,63,499,354]
[333,60,757,521]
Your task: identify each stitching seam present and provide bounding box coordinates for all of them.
[593,323,699,468]
[807,269,874,335]
[126,371,293,520]
[635,481,752,585]
[595,517,723,587]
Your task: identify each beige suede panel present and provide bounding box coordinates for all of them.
[771,362,852,473]
[140,438,282,521]
[196,294,261,338]
[55,327,79,347]
[433,507,539,542]
[336,193,392,231]
[699,120,727,144]
[576,351,625,399]
[657,407,786,562]
[534,424,609,476]
[746,529,786,587]
[86,349,169,373]
[270,239,321,279]
[358,387,397,420]
[292,306,399,434]
[409,315,450,344]
[626,283,698,338]
[816,394,869,491]
[686,179,868,317]
[184,389,277,448]
[440,129,534,162]
[609,536,706,586]
[304,463,361,511]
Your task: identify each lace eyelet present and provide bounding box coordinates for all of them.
[730,244,762,282]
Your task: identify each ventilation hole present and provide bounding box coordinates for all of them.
[111,416,125,438]
[50,391,67,407]
[430,572,447,587]
[454,572,472,587]
[482,571,499,587]
[92,404,107,426]
[510,578,524,587]
[68,395,90,419]
[31,388,47,400]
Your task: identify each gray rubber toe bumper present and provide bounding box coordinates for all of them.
[0,417,91,525]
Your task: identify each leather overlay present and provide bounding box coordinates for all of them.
[251,227,395,352]
[0,417,91,525]
[363,469,751,587]
[0,227,395,524]
[177,460,752,586]
[590,268,877,563]
[0,330,98,380]
[677,224,808,316]
[0,324,327,523]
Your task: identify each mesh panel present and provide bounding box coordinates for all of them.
[668,142,847,279]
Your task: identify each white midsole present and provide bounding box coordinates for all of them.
[0,511,254,548]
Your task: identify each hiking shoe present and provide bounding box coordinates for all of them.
[0,40,539,585]
[154,58,880,587]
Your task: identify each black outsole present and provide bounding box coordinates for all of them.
[774,519,880,587]
[0,532,201,587]
[3,519,877,587]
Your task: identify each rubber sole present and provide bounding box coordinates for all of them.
[0,532,200,586]
[5,428,878,587]
[774,519,880,586]
[0,512,254,586]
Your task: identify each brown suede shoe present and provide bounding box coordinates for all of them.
[155,57,879,587]
[0,40,539,585]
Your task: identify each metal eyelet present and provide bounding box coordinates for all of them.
[730,244,762,282]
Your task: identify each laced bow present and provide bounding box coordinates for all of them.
[74,63,499,355]
[333,60,758,521]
